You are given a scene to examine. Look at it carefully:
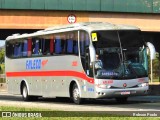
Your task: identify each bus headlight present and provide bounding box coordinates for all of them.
[138,83,148,87]
[106,85,111,89]
[97,84,111,89]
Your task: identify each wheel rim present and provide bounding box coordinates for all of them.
[23,86,27,98]
[73,88,79,101]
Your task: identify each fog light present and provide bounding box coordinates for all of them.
[97,84,106,89]
[106,85,111,89]
[138,83,148,87]
[97,84,111,89]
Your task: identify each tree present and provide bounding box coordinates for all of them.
[0,48,5,74]
[0,48,4,63]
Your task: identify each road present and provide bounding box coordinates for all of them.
[0,91,160,113]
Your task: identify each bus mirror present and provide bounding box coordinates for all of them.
[147,42,156,60]
[89,45,96,62]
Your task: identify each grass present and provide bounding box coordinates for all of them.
[0,106,160,120]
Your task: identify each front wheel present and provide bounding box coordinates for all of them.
[22,84,30,101]
[72,84,82,104]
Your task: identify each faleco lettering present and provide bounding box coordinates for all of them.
[26,59,41,70]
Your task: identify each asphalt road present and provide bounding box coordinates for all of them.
[0,91,160,113]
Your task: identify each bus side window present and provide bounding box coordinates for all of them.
[17,43,22,57]
[85,33,90,47]
[14,42,21,57]
[34,40,39,55]
[80,33,85,56]
[23,40,28,57]
[14,44,18,57]
[74,41,78,55]
[32,39,35,55]
[6,42,14,58]
[80,31,89,56]
[27,38,32,57]
[50,36,54,55]
[73,32,78,55]
[42,39,45,54]
[37,39,42,55]
[61,37,66,54]
[41,38,50,55]
[55,36,62,54]
[67,39,73,54]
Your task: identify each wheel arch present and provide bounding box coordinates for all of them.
[69,79,82,98]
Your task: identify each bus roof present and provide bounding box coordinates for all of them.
[6,22,140,41]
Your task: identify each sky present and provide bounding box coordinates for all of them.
[0,40,5,47]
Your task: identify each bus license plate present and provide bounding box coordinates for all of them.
[121,91,130,95]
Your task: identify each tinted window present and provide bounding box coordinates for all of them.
[6,31,79,59]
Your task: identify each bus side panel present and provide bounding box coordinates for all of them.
[53,76,69,97]
[6,58,21,95]
[7,77,13,94]
[7,77,21,95]
[6,56,96,99]
[41,76,52,97]
[86,82,96,98]
[29,77,42,96]
[41,76,73,98]
[42,76,63,98]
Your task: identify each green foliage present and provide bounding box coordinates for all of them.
[0,48,5,64]
[0,48,5,74]
[0,63,5,74]
[0,48,5,82]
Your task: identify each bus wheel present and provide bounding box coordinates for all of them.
[115,97,128,103]
[72,84,82,104]
[22,84,30,101]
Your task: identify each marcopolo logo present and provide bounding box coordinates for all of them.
[26,59,48,70]
[123,83,127,88]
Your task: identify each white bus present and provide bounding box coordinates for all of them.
[5,22,155,104]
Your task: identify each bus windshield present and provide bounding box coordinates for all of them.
[92,30,148,79]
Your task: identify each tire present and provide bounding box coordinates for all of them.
[72,83,82,104]
[115,97,128,103]
[22,84,30,101]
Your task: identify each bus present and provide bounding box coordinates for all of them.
[5,22,155,104]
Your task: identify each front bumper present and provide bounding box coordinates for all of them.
[95,86,149,99]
